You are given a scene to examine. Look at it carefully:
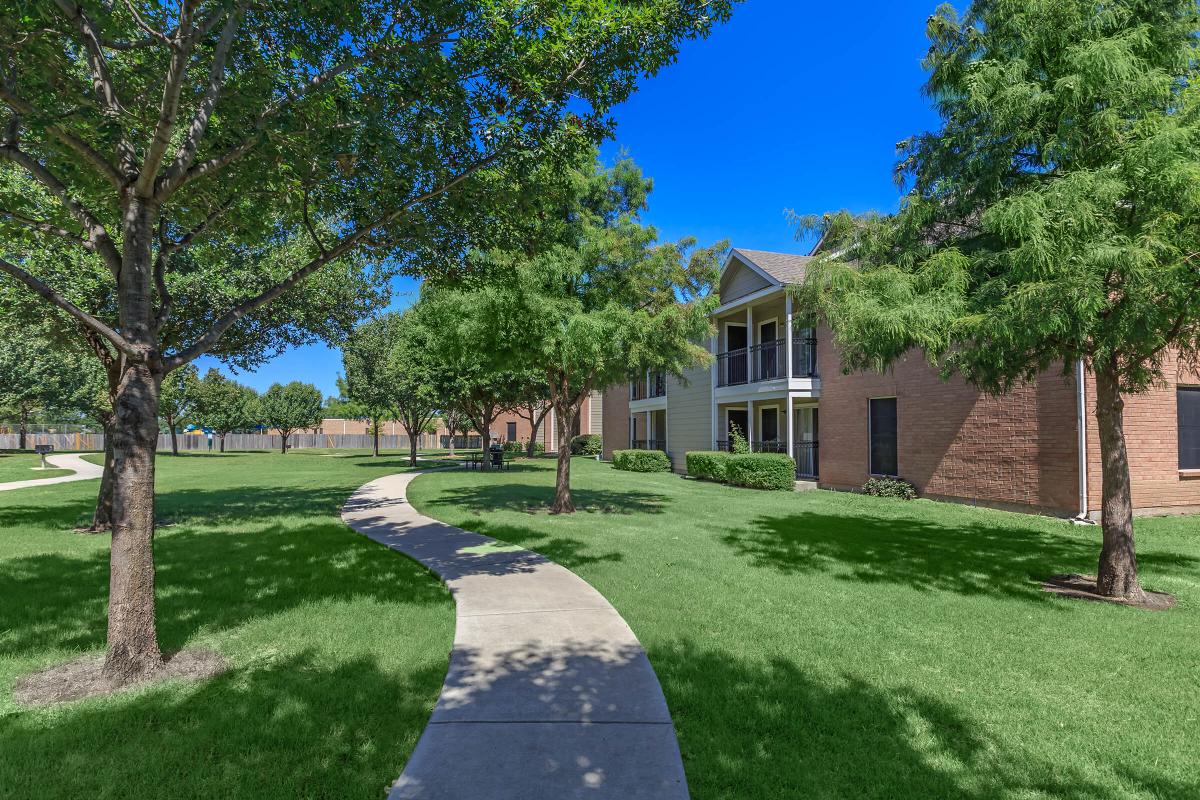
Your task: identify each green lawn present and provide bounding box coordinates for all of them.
[0,450,455,799]
[408,458,1200,800]
[0,453,73,482]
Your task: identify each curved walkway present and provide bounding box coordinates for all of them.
[341,471,689,800]
[0,453,103,492]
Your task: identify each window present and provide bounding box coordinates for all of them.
[869,398,898,476]
[1180,388,1200,470]
[506,421,517,442]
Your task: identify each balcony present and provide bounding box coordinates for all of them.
[630,372,667,401]
[716,337,817,387]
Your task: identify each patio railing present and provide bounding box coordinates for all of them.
[631,439,667,452]
[716,336,818,386]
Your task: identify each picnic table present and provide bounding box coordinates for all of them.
[463,448,512,470]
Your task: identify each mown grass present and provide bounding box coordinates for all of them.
[0,453,72,482]
[408,458,1200,800]
[0,450,454,799]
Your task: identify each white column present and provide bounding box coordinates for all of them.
[646,410,651,446]
[710,333,718,447]
[746,399,754,446]
[786,392,795,467]
[785,293,794,379]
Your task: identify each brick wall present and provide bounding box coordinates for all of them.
[1083,354,1200,516]
[602,386,631,460]
[816,325,1082,514]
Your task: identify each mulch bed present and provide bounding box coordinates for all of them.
[1042,573,1177,611]
[13,648,229,707]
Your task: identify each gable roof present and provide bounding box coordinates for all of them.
[729,248,813,286]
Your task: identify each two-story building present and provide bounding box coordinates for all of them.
[603,248,1200,518]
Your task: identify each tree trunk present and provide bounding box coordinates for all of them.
[169,421,178,456]
[88,422,116,532]
[101,197,166,684]
[18,406,29,450]
[446,426,456,457]
[103,360,164,683]
[280,432,288,454]
[480,412,493,472]
[372,418,380,457]
[219,433,226,452]
[409,434,419,467]
[1094,364,1146,601]
[551,404,576,513]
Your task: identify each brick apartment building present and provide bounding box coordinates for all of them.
[603,248,1200,518]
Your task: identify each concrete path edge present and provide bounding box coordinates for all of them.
[340,470,689,800]
[0,453,104,492]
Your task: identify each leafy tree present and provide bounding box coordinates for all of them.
[193,369,256,453]
[472,155,725,511]
[0,1,733,683]
[387,311,440,467]
[0,313,92,449]
[792,0,1200,602]
[323,376,367,422]
[512,378,553,458]
[256,381,323,454]
[417,292,527,470]
[159,364,200,456]
[440,407,471,456]
[343,318,397,457]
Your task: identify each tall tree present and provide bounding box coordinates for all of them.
[513,382,553,458]
[440,407,470,456]
[473,155,725,511]
[0,0,734,684]
[323,376,367,423]
[0,313,93,449]
[388,311,440,468]
[193,368,255,453]
[256,381,323,454]
[792,0,1200,602]
[343,317,397,458]
[158,364,199,456]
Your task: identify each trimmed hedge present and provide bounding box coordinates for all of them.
[863,476,917,500]
[724,453,797,491]
[570,434,602,456]
[612,449,671,473]
[502,440,546,455]
[686,450,732,482]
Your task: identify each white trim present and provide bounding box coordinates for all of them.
[1076,359,1090,520]
[757,316,779,345]
[724,320,747,352]
[713,285,785,316]
[758,403,781,442]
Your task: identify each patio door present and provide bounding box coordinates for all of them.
[794,406,819,478]
[759,320,778,379]
[726,408,748,449]
[759,407,779,448]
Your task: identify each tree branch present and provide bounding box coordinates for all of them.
[0,85,123,187]
[0,256,136,358]
[135,0,201,196]
[0,207,90,249]
[0,144,122,275]
[119,0,173,47]
[155,3,244,197]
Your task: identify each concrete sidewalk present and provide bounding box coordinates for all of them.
[0,453,104,492]
[341,472,689,800]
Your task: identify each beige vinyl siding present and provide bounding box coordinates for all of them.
[720,258,772,302]
[588,390,604,435]
[666,359,714,472]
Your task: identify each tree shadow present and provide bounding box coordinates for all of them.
[721,508,1199,603]
[0,485,451,658]
[0,650,446,798]
[431,481,668,516]
[651,638,1197,799]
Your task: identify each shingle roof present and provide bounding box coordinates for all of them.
[731,248,813,286]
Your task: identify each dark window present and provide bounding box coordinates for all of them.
[1180,388,1200,469]
[506,421,517,442]
[760,408,779,441]
[869,398,898,476]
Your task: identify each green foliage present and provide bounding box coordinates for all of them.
[794,0,1200,395]
[728,423,750,455]
[193,369,257,436]
[256,382,324,444]
[724,454,796,491]
[158,364,200,430]
[570,434,603,456]
[0,305,99,433]
[502,440,544,456]
[686,451,732,482]
[612,449,671,473]
[863,476,918,500]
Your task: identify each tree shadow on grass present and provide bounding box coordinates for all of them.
[721,508,1199,603]
[0,650,446,799]
[652,638,1196,799]
[0,486,452,658]
[431,481,668,516]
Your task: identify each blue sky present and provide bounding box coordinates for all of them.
[200,0,944,397]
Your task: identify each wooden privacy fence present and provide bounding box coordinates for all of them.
[0,432,442,453]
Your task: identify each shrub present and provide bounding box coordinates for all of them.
[728,423,750,455]
[863,476,918,500]
[686,450,732,482]
[502,440,524,454]
[612,449,671,473]
[528,441,546,455]
[570,433,602,456]
[724,453,796,491]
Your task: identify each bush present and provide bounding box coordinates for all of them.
[863,476,918,500]
[724,453,796,491]
[686,450,732,482]
[570,434,602,456]
[612,449,671,473]
[502,440,524,454]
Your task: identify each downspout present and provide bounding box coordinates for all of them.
[1074,358,1095,524]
